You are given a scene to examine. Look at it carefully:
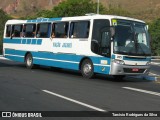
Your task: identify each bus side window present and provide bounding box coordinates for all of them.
[51,23,55,38]
[36,23,51,38]
[5,25,12,37]
[53,22,69,38]
[12,25,22,37]
[20,25,26,37]
[25,24,36,38]
[70,21,90,38]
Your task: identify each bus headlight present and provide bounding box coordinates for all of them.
[113,59,125,65]
[146,61,151,65]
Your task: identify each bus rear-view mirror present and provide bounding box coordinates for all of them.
[110,27,115,38]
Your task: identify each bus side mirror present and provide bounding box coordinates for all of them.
[148,33,152,43]
[110,27,115,38]
[146,25,149,30]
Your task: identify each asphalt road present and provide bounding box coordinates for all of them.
[0,58,160,119]
[150,64,160,76]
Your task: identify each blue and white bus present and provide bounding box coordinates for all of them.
[3,14,151,79]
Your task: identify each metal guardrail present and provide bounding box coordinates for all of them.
[152,56,160,59]
[151,56,160,63]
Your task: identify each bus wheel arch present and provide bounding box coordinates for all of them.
[80,57,94,79]
[24,52,31,62]
[25,52,34,69]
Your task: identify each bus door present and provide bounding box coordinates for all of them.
[91,19,111,58]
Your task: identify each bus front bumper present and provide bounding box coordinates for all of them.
[110,62,150,75]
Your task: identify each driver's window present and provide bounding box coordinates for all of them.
[100,31,110,56]
[101,31,109,47]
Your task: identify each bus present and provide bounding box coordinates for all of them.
[3,14,151,79]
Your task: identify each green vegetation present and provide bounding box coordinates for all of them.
[0,0,160,55]
[0,9,11,54]
[36,0,106,18]
[35,0,131,18]
[52,0,106,17]
[106,4,131,17]
[149,19,160,56]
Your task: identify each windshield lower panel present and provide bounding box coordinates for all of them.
[113,19,151,56]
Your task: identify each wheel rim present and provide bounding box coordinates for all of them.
[83,63,92,75]
[26,56,32,66]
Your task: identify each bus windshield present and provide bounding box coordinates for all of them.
[113,19,151,56]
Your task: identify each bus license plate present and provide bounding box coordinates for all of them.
[132,68,139,72]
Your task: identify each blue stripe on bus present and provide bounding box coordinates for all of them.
[4,49,111,74]
[27,39,31,44]
[48,18,62,22]
[3,38,42,45]
[32,39,37,44]
[42,19,48,22]
[3,38,21,44]
[37,39,42,45]
[5,49,26,56]
[5,55,24,62]
[34,58,79,70]
[26,18,62,23]
[22,39,26,44]
[111,54,115,59]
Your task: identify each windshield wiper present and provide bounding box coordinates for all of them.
[133,32,148,57]
[137,43,147,57]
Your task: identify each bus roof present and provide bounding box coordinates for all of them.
[5,14,145,24]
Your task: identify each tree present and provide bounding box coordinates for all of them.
[149,18,160,55]
[36,10,53,18]
[0,9,11,54]
[36,0,106,18]
[35,0,132,18]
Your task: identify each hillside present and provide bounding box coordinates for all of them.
[1,0,160,21]
[0,0,61,17]
[98,0,160,21]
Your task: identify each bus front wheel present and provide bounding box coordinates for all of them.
[81,59,94,79]
[25,53,34,69]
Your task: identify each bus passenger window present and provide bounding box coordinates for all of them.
[70,21,90,38]
[20,25,26,37]
[51,31,55,38]
[36,23,51,38]
[5,25,12,37]
[12,25,22,37]
[52,22,69,38]
[25,24,36,38]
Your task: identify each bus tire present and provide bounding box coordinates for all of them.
[81,59,94,79]
[25,53,34,69]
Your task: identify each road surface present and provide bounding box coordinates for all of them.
[0,58,160,119]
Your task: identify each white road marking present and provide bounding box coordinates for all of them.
[42,90,106,112]
[123,87,160,96]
